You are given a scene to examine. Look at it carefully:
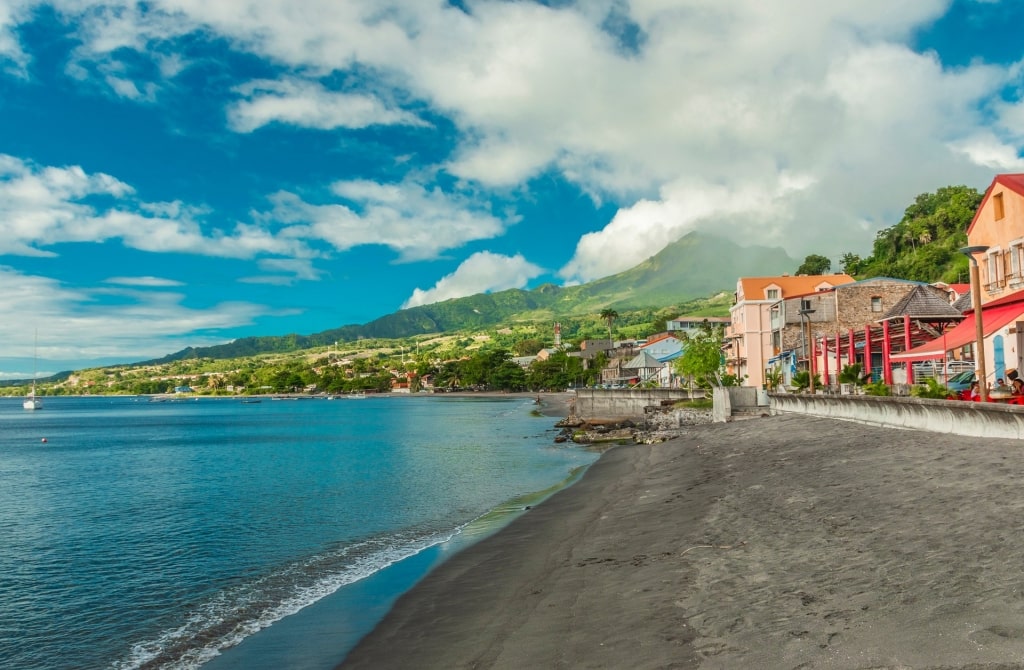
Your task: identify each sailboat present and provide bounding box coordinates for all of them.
[23,332,42,411]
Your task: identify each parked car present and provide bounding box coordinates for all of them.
[944,370,976,392]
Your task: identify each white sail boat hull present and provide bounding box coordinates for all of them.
[24,331,42,410]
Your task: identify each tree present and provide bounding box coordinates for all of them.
[796,254,831,276]
[599,309,619,341]
[674,323,726,388]
[839,252,864,276]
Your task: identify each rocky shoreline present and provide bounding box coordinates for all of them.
[552,399,714,446]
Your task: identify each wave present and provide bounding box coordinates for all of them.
[112,527,464,670]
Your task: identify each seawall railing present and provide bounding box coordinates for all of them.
[771,393,1024,439]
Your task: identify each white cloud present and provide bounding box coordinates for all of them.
[3,0,1023,282]
[403,252,543,308]
[0,265,275,364]
[0,154,312,259]
[268,177,509,261]
[104,276,184,287]
[228,78,424,132]
[239,257,324,285]
[559,174,816,283]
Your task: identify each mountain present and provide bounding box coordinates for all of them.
[142,232,797,363]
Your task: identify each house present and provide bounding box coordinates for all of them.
[667,315,731,335]
[893,174,1024,385]
[640,333,685,361]
[726,273,855,388]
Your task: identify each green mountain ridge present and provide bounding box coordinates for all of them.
[142,232,797,364]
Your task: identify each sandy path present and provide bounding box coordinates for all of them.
[339,414,1024,669]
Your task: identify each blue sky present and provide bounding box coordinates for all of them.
[0,0,1022,375]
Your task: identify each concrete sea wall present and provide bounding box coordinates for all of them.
[771,393,1024,439]
[573,388,702,420]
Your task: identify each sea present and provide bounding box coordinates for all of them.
[0,394,597,670]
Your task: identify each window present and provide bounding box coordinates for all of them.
[800,299,812,311]
[766,289,779,300]
[871,297,882,312]
[994,192,1005,220]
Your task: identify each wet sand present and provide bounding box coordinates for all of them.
[338,413,1024,669]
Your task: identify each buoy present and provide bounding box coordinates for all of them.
[41,438,47,443]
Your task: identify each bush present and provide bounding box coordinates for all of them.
[911,377,950,399]
[791,370,821,392]
[863,380,891,396]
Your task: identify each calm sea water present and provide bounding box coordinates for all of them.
[0,394,595,670]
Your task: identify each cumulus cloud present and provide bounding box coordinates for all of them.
[19,1,1019,264]
[267,177,509,261]
[228,78,424,132]
[239,257,324,285]
[103,276,184,287]
[403,252,544,308]
[1,0,1022,290]
[0,266,274,364]
[0,154,311,259]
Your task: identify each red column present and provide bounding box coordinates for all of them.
[882,319,892,385]
[904,314,914,384]
[864,325,872,382]
[848,328,855,369]
[823,333,830,386]
[810,333,817,379]
[836,331,842,370]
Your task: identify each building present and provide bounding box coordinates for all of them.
[894,174,1024,385]
[726,273,855,388]
[666,315,731,335]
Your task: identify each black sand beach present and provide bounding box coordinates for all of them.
[339,413,1024,669]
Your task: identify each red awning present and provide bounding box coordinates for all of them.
[891,302,1024,361]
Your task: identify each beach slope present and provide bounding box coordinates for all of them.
[340,414,1024,669]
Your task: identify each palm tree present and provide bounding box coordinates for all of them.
[599,308,619,341]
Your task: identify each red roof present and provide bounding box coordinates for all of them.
[967,174,1024,235]
[891,301,1024,361]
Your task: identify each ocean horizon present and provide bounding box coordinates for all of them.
[0,394,596,669]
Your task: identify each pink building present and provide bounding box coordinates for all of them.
[726,273,855,388]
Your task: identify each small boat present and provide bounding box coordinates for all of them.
[23,332,41,411]
[240,398,262,404]
[347,392,368,399]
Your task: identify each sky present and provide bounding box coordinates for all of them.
[1,0,1023,376]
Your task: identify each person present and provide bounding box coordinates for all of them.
[994,378,1009,392]
[969,381,980,400]
[1013,378,1024,396]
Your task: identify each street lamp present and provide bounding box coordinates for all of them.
[799,307,816,393]
[960,245,990,402]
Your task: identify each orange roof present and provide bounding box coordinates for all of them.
[738,274,854,301]
[967,174,1024,235]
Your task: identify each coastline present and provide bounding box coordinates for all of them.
[339,413,1024,669]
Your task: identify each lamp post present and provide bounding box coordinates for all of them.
[799,307,816,393]
[960,245,990,402]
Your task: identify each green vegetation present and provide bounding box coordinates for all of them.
[911,378,952,399]
[796,254,832,275]
[841,185,983,283]
[863,380,892,396]
[790,370,822,392]
[142,232,790,365]
[673,322,727,388]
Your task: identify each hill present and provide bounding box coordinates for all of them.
[142,232,796,364]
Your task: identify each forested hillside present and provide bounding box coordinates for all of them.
[143,233,792,363]
[839,185,983,283]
